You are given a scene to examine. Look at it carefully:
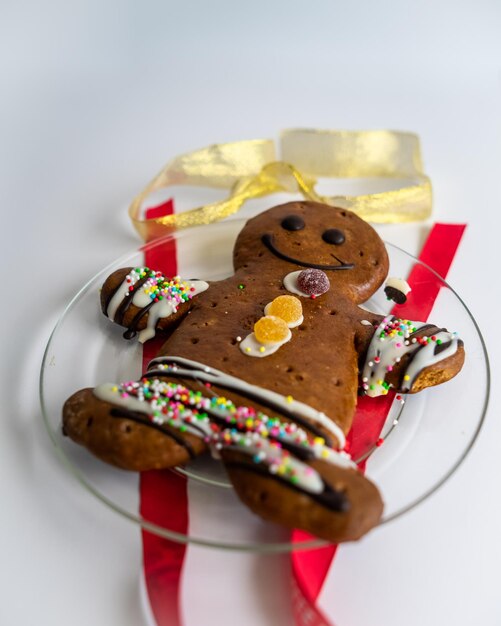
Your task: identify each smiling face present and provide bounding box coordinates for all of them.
[233,201,389,303]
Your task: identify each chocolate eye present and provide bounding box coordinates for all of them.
[322,228,345,245]
[281,215,305,231]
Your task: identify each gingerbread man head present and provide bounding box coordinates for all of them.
[234,201,389,303]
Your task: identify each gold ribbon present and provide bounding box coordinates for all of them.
[129,129,432,241]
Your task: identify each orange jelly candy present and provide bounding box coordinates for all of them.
[254,315,290,345]
[266,295,303,326]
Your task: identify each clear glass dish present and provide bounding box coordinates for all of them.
[40,219,489,552]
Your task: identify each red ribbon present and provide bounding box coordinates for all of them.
[140,199,189,626]
[290,223,466,626]
[138,207,466,626]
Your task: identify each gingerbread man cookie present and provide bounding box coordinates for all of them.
[63,201,464,542]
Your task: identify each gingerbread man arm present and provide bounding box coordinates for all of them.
[353,308,465,397]
[100,266,209,343]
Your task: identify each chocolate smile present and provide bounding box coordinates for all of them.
[261,234,355,271]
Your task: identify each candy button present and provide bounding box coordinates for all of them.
[265,295,303,327]
[384,277,411,305]
[297,269,330,296]
[254,315,290,345]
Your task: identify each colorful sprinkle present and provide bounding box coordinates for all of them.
[362,315,459,398]
[96,375,354,494]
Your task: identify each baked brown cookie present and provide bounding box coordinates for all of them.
[63,386,207,471]
[64,372,384,542]
[63,201,465,542]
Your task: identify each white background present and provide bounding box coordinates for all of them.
[1,1,500,624]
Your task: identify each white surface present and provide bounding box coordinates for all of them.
[1,1,500,625]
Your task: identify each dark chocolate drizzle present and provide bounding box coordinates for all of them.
[268,437,316,461]
[109,382,317,464]
[101,271,128,314]
[109,407,197,459]
[123,301,155,340]
[384,285,407,304]
[204,408,316,462]
[113,273,152,325]
[261,234,354,271]
[408,324,442,338]
[401,325,452,391]
[145,365,335,448]
[103,368,351,513]
[434,339,452,355]
[224,461,350,513]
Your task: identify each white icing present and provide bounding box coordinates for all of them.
[106,273,141,321]
[226,434,325,493]
[239,329,292,358]
[360,319,373,326]
[319,447,354,469]
[385,277,411,296]
[94,375,354,496]
[105,268,208,342]
[283,270,329,298]
[283,270,311,297]
[404,334,458,388]
[241,298,302,358]
[136,280,208,343]
[362,316,459,397]
[264,302,303,328]
[226,432,354,493]
[137,300,176,343]
[148,356,347,449]
[94,381,213,438]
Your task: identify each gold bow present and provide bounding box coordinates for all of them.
[129,129,432,241]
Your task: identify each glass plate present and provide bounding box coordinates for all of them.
[40,220,490,552]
